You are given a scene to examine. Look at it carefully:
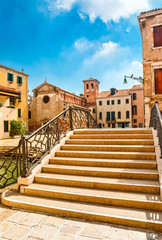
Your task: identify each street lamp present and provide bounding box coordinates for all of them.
[123,74,144,84]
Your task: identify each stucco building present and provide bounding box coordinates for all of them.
[138,8,162,127]
[0,65,28,139]
[96,85,144,128]
[28,81,86,132]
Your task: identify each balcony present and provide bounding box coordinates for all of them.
[106,117,116,122]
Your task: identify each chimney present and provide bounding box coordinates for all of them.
[22,69,24,73]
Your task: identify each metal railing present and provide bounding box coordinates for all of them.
[150,101,162,158]
[0,106,97,188]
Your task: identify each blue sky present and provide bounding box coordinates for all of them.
[0,0,161,95]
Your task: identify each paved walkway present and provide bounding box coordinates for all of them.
[0,203,161,240]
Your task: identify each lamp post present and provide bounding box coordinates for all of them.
[123,74,144,84]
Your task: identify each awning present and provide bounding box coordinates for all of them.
[0,85,20,97]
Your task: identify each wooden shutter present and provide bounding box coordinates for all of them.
[154,25,162,47]
[155,69,162,94]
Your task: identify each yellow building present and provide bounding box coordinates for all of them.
[0,65,28,139]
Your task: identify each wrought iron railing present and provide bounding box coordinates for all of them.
[150,101,162,158]
[0,106,97,188]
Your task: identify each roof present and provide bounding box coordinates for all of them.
[33,81,86,101]
[130,84,143,91]
[138,8,162,19]
[97,89,130,99]
[0,85,20,96]
[82,77,100,84]
[96,85,143,99]
[0,64,29,76]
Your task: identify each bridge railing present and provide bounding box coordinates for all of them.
[0,106,97,188]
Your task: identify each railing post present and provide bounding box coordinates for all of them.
[21,135,28,177]
[87,111,90,128]
[69,106,73,130]
[47,125,50,153]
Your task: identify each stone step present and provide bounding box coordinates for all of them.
[22,183,162,211]
[74,129,152,135]
[42,164,159,180]
[70,134,153,139]
[34,173,160,194]
[2,190,162,232]
[55,150,156,160]
[61,144,155,152]
[66,139,154,145]
[49,157,157,169]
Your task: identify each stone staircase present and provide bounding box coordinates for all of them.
[2,128,162,232]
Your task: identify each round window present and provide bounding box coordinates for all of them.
[43,96,50,103]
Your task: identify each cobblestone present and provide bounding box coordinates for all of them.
[0,203,160,240]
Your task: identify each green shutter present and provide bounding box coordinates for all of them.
[18,109,21,118]
[4,121,8,132]
[107,112,110,121]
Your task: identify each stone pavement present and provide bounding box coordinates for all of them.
[0,203,161,240]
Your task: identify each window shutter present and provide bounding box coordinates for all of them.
[154,25,162,47]
[155,69,162,94]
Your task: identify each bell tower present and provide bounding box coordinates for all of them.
[83,77,100,103]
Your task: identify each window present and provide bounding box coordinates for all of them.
[155,69,162,94]
[118,111,121,119]
[117,99,121,104]
[107,100,110,105]
[29,110,31,119]
[43,95,50,103]
[86,95,89,98]
[99,112,102,120]
[106,112,110,121]
[18,93,22,102]
[86,83,89,89]
[4,121,9,132]
[99,101,102,106]
[133,93,136,100]
[132,105,137,115]
[99,123,102,128]
[111,111,115,121]
[139,123,143,128]
[93,108,95,113]
[18,109,21,118]
[134,125,137,128]
[111,100,114,105]
[126,111,129,119]
[125,123,129,127]
[17,76,22,85]
[133,119,137,123]
[118,123,122,127]
[126,99,129,104]
[153,25,162,47]
[103,124,105,127]
[91,83,94,89]
[8,73,13,82]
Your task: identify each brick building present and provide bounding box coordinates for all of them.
[138,8,162,127]
[82,78,100,121]
[28,80,86,132]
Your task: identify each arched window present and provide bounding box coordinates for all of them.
[29,111,31,119]
[91,83,94,89]
[86,83,89,89]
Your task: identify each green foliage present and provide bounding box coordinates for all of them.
[0,103,3,107]
[9,120,26,137]
[6,105,16,108]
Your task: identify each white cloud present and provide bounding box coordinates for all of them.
[44,0,151,23]
[74,38,94,52]
[84,41,124,65]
